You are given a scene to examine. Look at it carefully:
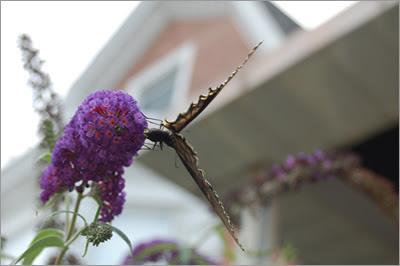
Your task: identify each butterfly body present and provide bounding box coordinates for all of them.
[144,128,174,148]
[143,41,263,251]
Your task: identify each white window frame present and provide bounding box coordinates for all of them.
[126,41,197,120]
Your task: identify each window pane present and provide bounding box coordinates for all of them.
[141,69,177,113]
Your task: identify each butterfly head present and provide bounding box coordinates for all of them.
[143,129,149,138]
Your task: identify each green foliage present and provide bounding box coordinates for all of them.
[80,222,133,258]
[38,190,67,212]
[281,240,299,262]
[81,223,113,247]
[40,210,87,230]
[36,152,52,164]
[21,229,64,265]
[14,234,64,265]
[96,223,133,256]
[43,119,57,152]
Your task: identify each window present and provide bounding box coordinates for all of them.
[140,69,177,114]
[126,42,196,119]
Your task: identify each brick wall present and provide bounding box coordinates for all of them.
[117,17,249,97]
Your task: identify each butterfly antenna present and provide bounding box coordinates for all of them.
[159,120,165,130]
[146,120,162,126]
[141,111,162,121]
[141,112,165,127]
[218,41,263,90]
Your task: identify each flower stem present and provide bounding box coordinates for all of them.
[55,192,83,265]
[65,194,70,234]
[93,201,102,223]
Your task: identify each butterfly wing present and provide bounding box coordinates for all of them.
[164,41,263,133]
[171,133,244,251]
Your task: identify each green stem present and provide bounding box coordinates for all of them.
[55,192,83,265]
[65,194,70,234]
[65,228,84,248]
[93,201,102,223]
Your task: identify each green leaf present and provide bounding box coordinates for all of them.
[189,252,215,265]
[96,223,133,256]
[22,229,64,265]
[35,152,52,164]
[14,235,64,264]
[38,189,66,211]
[82,240,90,258]
[168,246,188,265]
[29,228,64,246]
[40,210,87,230]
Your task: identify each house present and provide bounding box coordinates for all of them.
[2,1,398,265]
[63,2,301,264]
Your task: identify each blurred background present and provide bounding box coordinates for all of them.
[1,1,398,265]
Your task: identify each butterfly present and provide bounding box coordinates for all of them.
[143,41,262,251]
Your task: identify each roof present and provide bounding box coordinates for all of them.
[63,1,298,120]
[136,1,398,263]
[262,1,301,35]
[138,0,398,199]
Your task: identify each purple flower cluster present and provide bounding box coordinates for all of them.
[224,150,360,226]
[122,239,218,265]
[256,150,360,194]
[40,90,148,222]
[268,150,339,182]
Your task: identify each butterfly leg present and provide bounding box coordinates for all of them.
[154,141,163,151]
[141,141,163,151]
[141,112,164,126]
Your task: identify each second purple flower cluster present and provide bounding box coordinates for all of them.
[122,239,218,265]
[224,150,360,226]
[40,90,148,222]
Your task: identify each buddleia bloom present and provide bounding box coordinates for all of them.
[224,150,360,226]
[40,90,148,222]
[122,239,218,265]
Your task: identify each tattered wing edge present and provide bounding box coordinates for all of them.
[164,41,263,133]
[172,133,245,251]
